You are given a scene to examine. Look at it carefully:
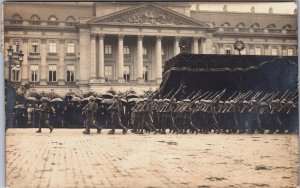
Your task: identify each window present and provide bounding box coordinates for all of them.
[143,66,148,81]
[11,13,22,24]
[287,48,294,56]
[31,41,39,53]
[123,66,130,82]
[30,65,38,82]
[48,16,58,25]
[271,48,278,55]
[48,65,57,82]
[66,65,75,82]
[104,66,113,82]
[161,48,165,56]
[123,46,130,55]
[66,16,76,26]
[225,47,231,55]
[143,47,147,55]
[255,47,262,55]
[49,42,57,53]
[67,43,75,54]
[105,44,112,55]
[30,14,40,25]
[11,69,20,82]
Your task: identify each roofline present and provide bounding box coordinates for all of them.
[190,10,296,17]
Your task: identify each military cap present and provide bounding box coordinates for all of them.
[89,96,95,100]
[113,95,120,98]
[230,100,235,103]
[282,98,287,102]
[200,99,205,102]
[225,101,230,104]
[143,98,148,101]
[251,99,257,103]
[153,99,158,102]
[271,100,276,103]
[287,101,294,105]
[183,99,191,102]
[219,101,224,104]
[242,100,248,104]
[164,99,170,102]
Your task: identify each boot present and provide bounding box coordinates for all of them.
[82,130,90,134]
[36,129,41,133]
[108,129,115,135]
[49,127,53,133]
[97,128,102,134]
[123,128,128,135]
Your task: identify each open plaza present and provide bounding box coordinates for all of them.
[6,129,298,188]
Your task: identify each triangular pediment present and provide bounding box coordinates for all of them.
[88,4,210,28]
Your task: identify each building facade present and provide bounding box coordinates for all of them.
[3,2,297,94]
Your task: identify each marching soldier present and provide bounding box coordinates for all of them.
[108,95,128,135]
[82,96,102,134]
[36,99,54,133]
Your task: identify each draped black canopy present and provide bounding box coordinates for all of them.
[159,53,298,99]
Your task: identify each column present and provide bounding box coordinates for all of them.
[58,39,65,85]
[193,37,199,54]
[155,36,162,83]
[98,34,105,83]
[21,38,28,84]
[89,34,96,82]
[40,38,47,85]
[200,37,206,54]
[174,37,180,56]
[136,35,143,83]
[282,46,288,56]
[117,35,124,83]
[264,44,270,55]
[204,37,213,54]
[78,29,91,85]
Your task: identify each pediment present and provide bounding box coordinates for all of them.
[88,4,210,28]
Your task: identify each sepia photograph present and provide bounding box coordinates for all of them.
[2,1,299,187]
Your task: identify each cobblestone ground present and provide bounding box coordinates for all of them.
[6,129,298,188]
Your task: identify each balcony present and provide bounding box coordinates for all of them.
[47,53,59,60]
[47,21,59,26]
[64,53,78,61]
[268,29,282,34]
[28,52,41,59]
[9,20,23,25]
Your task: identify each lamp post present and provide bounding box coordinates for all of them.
[5,44,24,129]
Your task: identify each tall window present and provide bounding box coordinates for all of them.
[104,66,113,82]
[225,47,231,55]
[66,65,75,82]
[30,65,38,82]
[48,65,57,82]
[11,13,22,24]
[255,47,262,55]
[105,44,112,55]
[123,66,130,82]
[11,68,20,82]
[143,47,147,55]
[49,42,57,53]
[67,43,75,54]
[143,66,148,81]
[271,48,278,56]
[31,41,39,53]
[287,48,294,56]
[123,46,130,55]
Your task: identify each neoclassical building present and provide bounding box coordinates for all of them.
[3,2,297,94]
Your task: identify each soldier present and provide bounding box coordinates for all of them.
[139,98,157,134]
[36,99,54,133]
[108,95,128,135]
[82,96,102,134]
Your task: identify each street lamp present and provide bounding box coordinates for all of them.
[5,43,24,129]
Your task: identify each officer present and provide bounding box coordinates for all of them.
[82,96,102,134]
[108,95,128,135]
[36,99,54,133]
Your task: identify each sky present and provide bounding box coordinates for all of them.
[190,2,297,14]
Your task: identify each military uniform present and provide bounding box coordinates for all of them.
[108,96,128,135]
[82,96,102,134]
[36,100,53,133]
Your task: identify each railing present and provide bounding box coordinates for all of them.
[47,21,59,26]
[239,28,249,32]
[223,28,235,32]
[10,20,23,25]
[253,28,264,33]
[268,29,282,33]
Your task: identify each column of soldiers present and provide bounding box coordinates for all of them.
[8,89,298,135]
